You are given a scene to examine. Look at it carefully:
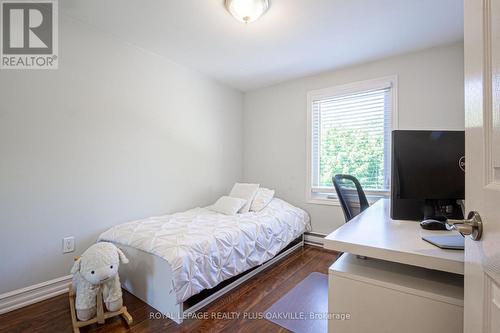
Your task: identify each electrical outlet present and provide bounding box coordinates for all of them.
[63,236,75,253]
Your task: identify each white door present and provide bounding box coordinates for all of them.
[464,0,500,332]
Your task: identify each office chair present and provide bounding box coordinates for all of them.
[333,174,370,223]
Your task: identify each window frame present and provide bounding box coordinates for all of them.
[306,76,399,206]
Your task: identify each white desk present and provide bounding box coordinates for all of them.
[324,198,464,275]
[324,199,464,333]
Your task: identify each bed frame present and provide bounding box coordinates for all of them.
[118,234,304,324]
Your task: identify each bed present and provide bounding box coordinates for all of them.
[98,197,311,323]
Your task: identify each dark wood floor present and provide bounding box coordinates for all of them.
[0,245,338,333]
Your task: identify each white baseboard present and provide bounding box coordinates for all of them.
[0,233,326,315]
[304,232,326,247]
[0,275,72,315]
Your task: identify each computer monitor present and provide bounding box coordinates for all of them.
[391,130,465,221]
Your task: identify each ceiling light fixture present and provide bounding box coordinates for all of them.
[225,0,270,23]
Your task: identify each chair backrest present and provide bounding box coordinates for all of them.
[332,174,370,222]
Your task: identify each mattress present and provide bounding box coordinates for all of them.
[98,198,311,303]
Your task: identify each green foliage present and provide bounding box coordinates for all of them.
[320,126,385,189]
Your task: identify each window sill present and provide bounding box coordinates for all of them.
[307,192,388,206]
[306,197,341,206]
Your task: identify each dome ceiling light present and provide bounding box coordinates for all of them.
[224,0,270,23]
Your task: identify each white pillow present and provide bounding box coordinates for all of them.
[250,188,275,212]
[229,183,260,213]
[209,196,247,215]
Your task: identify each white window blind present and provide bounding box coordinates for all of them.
[311,83,393,193]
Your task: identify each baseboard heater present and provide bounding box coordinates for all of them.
[304,232,326,246]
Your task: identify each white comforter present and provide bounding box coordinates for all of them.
[98,198,310,303]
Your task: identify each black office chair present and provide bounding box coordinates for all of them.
[333,174,370,223]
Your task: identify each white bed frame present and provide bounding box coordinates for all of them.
[118,234,305,324]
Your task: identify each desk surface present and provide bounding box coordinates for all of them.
[323,199,464,275]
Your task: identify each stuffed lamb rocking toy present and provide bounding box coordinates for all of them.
[69,242,132,331]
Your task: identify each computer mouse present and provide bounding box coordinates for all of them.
[420,219,448,230]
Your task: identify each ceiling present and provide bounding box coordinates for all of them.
[61,0,464,91]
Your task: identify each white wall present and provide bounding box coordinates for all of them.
[0,16,243,294]
[243,43,464,234]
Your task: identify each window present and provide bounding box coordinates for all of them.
[306,76,398,204]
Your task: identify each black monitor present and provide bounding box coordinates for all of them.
[391,130,465,221]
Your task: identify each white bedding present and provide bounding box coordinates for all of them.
[98,198,311,303]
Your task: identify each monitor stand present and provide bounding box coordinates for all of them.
[423,199,464,220]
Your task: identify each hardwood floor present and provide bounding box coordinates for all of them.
[0,245,338,333]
